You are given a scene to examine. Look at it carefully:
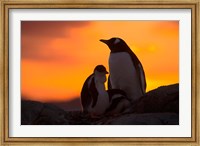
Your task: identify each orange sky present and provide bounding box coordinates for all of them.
[21,21,179,102]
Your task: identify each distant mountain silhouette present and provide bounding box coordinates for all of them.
[21,96,82,111]
[47,97,82,111]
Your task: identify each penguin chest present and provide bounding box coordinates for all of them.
[95,82,109,107]
[109,52,138,89]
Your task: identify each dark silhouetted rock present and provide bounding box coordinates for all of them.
[95,113,178,125]
[21,100,69,125]
[21,83,179,125]
[131,83,179,114]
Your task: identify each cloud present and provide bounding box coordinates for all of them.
[21,21,91,62]
[21,21,90,38]
[150,21,179,36]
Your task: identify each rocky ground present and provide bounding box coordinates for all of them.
[21,83,179,125]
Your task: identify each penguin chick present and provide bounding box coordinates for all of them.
[81,65,109,116]
[106,89,131,116]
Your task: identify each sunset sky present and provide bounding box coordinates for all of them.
[21,21,179,102]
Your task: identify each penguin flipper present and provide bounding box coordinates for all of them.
[81,74,93,112]
[89,78,98,108]
[138,63,147,94]
[107,75,112,90]
[128,50,147,94]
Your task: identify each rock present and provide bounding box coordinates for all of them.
[96,113,179,125]
[21,100,44,125]
[21,100,69,125]
[131,83,179,114]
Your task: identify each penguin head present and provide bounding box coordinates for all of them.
[100,37,129,53]
[94,65,108,83]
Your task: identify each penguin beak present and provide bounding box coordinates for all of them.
[100,39,108,44]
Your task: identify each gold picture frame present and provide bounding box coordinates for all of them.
[0,0,199,145]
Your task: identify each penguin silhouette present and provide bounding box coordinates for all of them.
[106,89,131,115]
[81,65,109,115]
[100,37,146,102]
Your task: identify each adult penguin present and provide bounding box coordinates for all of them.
[100,37,146,102]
